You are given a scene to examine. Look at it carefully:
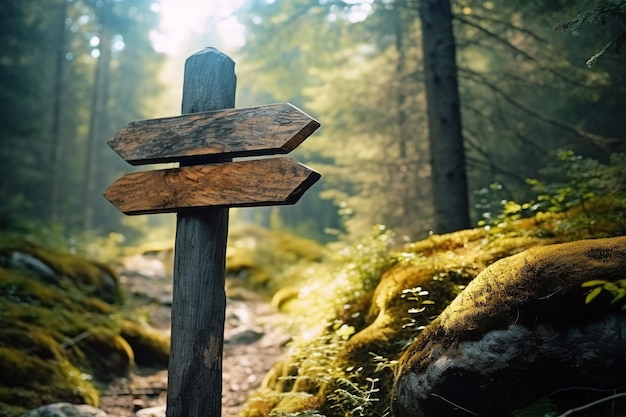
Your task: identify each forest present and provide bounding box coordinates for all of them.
[1,0,626,416]
[1,0,624,245]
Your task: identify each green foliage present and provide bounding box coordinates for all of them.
[243,226,400,417]
[226,224,325,298]
[582,278,626,307]
[553,0,626,67]
[239,0,626,241]
[264,318,390,417]
[477,151,626,236]
[327,377,381,417]
[276,225,396,326]
[1,221,127,263]
[400,286,435,331]
[0,0,165,238]
[528,150,624,211]
[244,216,626,416]
[512,397,558,417]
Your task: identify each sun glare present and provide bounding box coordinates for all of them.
[150,0,246,55]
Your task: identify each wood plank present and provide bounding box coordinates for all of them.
[103,157,321,215]
[108,102,320,165]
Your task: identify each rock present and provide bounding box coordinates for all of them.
[393,236,626,417]
[225,328,265,345]
[19,403,108,417]
[132,399,146,412]
[136,405,166,417]
[118,254,172,304]
[97,268,120,304]
[122,254,168,280]
[9,251,59,284]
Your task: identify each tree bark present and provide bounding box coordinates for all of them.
[418,0,470,233]
[166,48,236,417]
[83,0,113,230]
[49,0,68,223]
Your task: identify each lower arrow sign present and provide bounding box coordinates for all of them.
[103,157,321,215]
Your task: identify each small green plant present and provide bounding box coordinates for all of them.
[582,278,626,307]
[512,397,558,417]
[280,225,397,330]
[259,226,402,417]
[327,377,382,417]
[476,151,626,236]
[400,286,434,330]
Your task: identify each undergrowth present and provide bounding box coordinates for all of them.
[476,150,626,239]
[0,240,169,416]
[245,151,626,417]
[0,223,126,264]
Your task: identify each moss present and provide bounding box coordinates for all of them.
[0,347,98,410]
[0,239,122,304]
[72,328,135,380]
[120,320,169,368]
[0,320,65,361]
[243,197,626,417]
[397,236,626,381]
[0,240,170,416]
[0,402,28,417]
[335,230,550,376]
[226,224,325,297]
[0,268,70,308]
[241,389,285,417]
[444,236,626,335]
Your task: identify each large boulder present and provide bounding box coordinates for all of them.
[392,236,626,416]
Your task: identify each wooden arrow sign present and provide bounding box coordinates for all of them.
[108,103,320,165]
[103,157,320,215]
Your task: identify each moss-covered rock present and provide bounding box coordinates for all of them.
[0,241,169,417]
[226,224,325,298]
[240,195,626,417]
[393,236,626,417]
[0,239,122,304]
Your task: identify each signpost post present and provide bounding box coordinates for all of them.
[103,48,320,417]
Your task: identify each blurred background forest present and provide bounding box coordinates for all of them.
[1,0,625,248]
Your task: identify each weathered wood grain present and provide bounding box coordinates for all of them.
[166,47,234,417]
[108,102,320,165]
[103,157,321,215]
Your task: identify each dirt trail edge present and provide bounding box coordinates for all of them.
[99,252,290,417]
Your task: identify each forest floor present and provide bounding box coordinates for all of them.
[98,252,291,417]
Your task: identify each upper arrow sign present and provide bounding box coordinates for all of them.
[103,157,321,215]
[108,103,320,165]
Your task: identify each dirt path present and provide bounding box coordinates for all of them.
[98,253,290,417]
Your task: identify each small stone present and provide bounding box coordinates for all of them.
[225,328,264,345]
[132,399,145,412]
[9,251,58,284]
[19,403,108,417]
[135,405,166,417]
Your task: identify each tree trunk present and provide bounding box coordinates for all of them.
[49,0,68,223]
[393,8,409,221]
[83,0,113,230]
[418,0,470,233]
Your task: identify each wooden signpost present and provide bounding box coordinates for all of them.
[103,48,320,417]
